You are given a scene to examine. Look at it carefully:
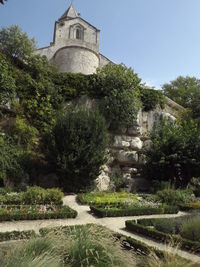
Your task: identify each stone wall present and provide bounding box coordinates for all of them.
[74,96,183,192]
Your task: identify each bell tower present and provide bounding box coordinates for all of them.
[37,3,111,74]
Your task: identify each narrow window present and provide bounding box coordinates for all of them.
[76,29,81,39]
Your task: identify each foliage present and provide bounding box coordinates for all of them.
[101,88,141,130]
[143,118,200,186]
[188,177,200,197]
[9,116,39,150]
[45,107,108,191]
[77,191,137,205]
[92,63,141,97]
[156,188,190,206]
[0,135,24,186]
[0,25,36,60]
[180,216,200,242]
[125,220,200,253]
[0,230,36,243]
[90,205,178,218]
[22,186,64,205]
[139,86,165,111]
[0,205,77,221]
[0,52,16,105]
[0,186,64,205]
[1,225,135,267]
[162,76,200,120]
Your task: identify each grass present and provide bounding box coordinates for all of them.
[0,225,136,267]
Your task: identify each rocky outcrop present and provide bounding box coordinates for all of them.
[73,95,183,192]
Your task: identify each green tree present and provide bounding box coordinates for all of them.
[91,63,141,97]
[0,25,36,60]
[101,89,141,130]
[45,107,108,191]
[143,119,200,187]
[0,52,16,105]
[162,76,200,119]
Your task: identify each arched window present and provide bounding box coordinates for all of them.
[76,28,81,39]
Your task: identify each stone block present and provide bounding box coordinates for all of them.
[116,150,138,164]
[130,137,143,150]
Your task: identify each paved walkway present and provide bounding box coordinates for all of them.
[0,195,200,264]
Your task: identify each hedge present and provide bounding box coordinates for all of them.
[125,220,200,253]
[0,230,36,242]
[0,205,77,221]
[90,205,179,218]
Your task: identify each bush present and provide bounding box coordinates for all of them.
[45,107,108,192]
[180,217,200,242]
[101,89,141,130]
[143,119,200,187]
[77,191,138,206]
[139,87,165,111]
[125,220,200,253]
[0,135,24,186]
[0,205,77,221]
[156,188,190,206]
[0,186,64,205]
[92,63,141,97]
[90,205,179,218]
[0,230,36,242]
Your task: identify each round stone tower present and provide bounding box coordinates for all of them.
[36,4,111,74]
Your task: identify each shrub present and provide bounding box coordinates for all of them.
[125,220,200,253]
[0,230,36,242]
[0,205,77,221]
[90,205,179,218]
[23,186,64,205]
[0,135,24,186]
[45,107,108,192]
[139,87,165,111]
[143,119,200,187]
[0,187,64,205]
[77,191,138,206]
[92,63,141,97]
[180,217,200,242]
[100,89,141,130]
[156,188,190,206]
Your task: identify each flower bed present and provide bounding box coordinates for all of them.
[125,219,200,254]
[77,192,138,206]
[0,205,77,221]
[90,205,179,217]
[0,187,64,206]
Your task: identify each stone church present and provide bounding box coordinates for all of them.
[37,4,111,74]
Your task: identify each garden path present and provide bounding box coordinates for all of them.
[0,195,200,264]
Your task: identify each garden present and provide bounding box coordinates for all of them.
[0,25,200,266]
[0,186,77,221]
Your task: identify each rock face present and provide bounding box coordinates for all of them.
[73,95,183,192]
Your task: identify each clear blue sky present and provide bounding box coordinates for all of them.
[1,0,200,88]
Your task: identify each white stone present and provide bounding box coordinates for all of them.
[130,137,143,150]
[122,167,138,174]
[127,126,141,136]
[95,171,110,191]
[116,150,138,164]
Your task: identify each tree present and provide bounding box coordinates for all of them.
[162,76,200,120]
[0,25,36,60]
[143,119,200,187]
[0,0,7,4]
[45,107,108,191]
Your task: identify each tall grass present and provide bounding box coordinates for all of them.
[0,225,136,267]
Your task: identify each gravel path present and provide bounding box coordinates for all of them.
[0,195,200,264]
